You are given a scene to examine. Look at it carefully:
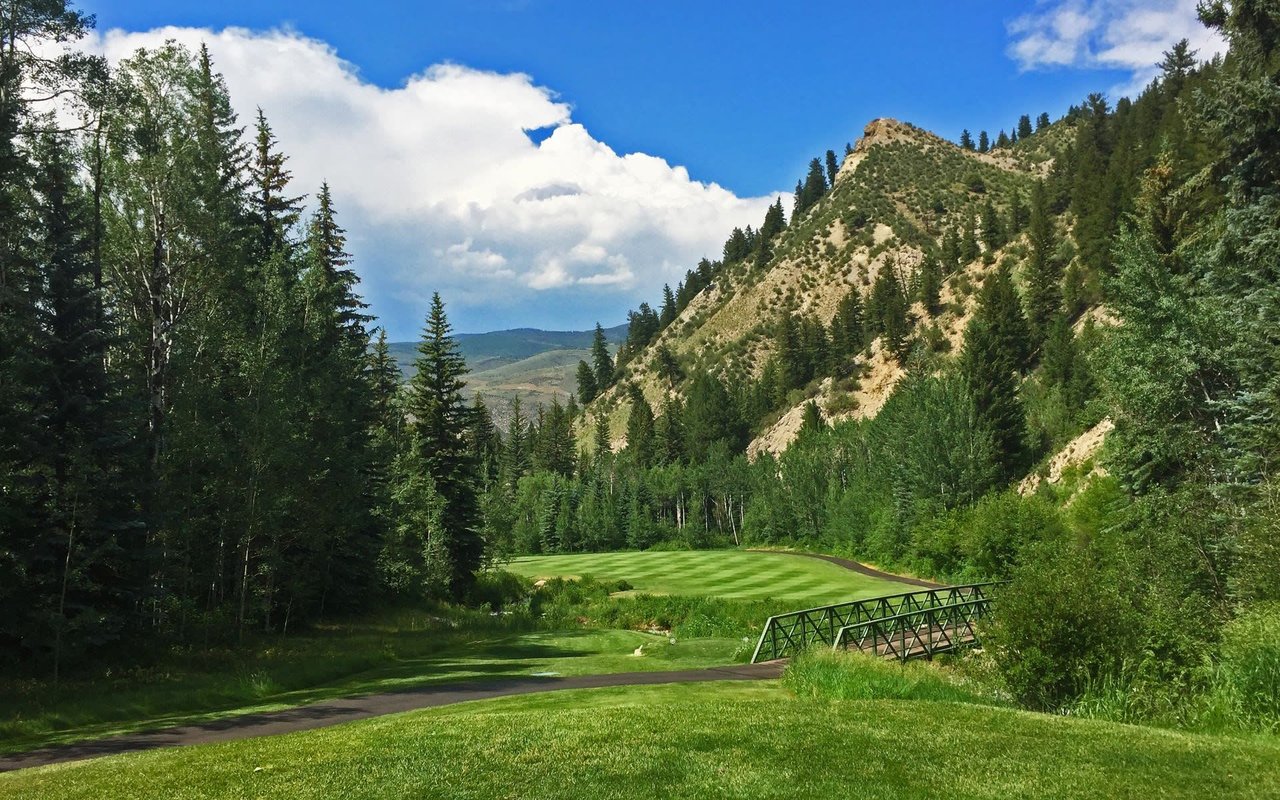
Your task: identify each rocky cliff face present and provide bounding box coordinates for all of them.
[586,117,1056,455]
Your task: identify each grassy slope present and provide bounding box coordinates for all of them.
[0,628,737,756]
[7,682,1277,799]
[507,550,908,604]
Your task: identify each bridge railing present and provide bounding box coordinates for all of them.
[750,582,999,663]
[832,596,993,661]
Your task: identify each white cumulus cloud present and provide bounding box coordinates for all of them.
[89,26,779,335]
[1007,0,1226,95]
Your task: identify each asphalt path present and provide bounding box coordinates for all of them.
[0,662,784,772]
[0,551,920,772]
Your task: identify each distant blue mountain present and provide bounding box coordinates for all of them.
[388,323,627,378]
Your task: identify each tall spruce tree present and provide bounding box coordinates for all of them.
[624,385,655,468]
[590,322,614,390]
[960,266,1030,481]
[404,294,483,596]
[576,359,598,404]
[1023,179,1061,347]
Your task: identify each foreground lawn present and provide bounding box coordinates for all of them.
[508,550,906,603]
[0,628,737,756]
[6,682,1277,799]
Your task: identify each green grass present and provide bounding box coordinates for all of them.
[0,624,737,757]
[7,681,1278,798]
[783,648,1000,705]
[507,550,908,604]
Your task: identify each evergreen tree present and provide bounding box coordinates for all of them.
[593,413,612,461]
[960,266,1030,481]
[591,322,614,391]
[655,343,683,384]
[576,359,598,404]
[960,129,974,150]
[1018,114,1034,140]
[656,395,685,466]
[829,288,865,360]
[659,283,677,327]
[249,109,304,257]
[1023,180,1061,347]
[760,198,787,241]
[403,293,483,596]
[1036,112,1051,131]
[918,254,942,314]
[683,372,747,463]
[978,130,990,153]
[502,396,530,491]
[960,211,980,263]
[799,400,825,438]
[980,197,1004,250]
[825,149,839,187]
[799,157,828,214]
[868,261,910,360]
[624,385,655,468]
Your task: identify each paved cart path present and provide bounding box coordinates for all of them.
[1,550,905,772]
[0,662,784,772]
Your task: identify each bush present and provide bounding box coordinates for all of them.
[468,570,531,610]
[1218,603,1280,730]
[984,540,1142,710]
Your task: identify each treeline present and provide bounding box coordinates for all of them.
[0,5,488,676]
[959,111,1052,153]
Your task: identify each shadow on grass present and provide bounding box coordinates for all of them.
[0,630,635,756]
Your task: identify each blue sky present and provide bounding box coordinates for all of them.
[81,1,1218,336]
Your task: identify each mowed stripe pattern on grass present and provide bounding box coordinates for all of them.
[506,550,908,604]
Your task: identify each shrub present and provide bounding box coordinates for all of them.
[984,540,1142,710]
[468,570,531,610]
[1218,603,1280,730]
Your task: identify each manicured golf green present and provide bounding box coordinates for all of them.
[6,682,1277,799]
[507,550,909,604]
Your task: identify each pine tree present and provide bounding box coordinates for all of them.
[960,129,974,150]
[591,322,614,391]
[960,211,980,264]
[656,395,685,466]
[659,283,677,327]
[249,109,304,257]
[868,261,910,360]
[825,149,839,187]
[978,130,990,153]
[1036,112,1051,131]
[624,385,655,468]
[502,396,530,492]
[683,372,746,463]
[995,130,1010,149]
[404,293,483,596]
[980,197,1004,250]
[918,254,942,314]
[30,133,134,675]
[593,413,612,461]
[576,359,598,404]
[1023,180,1061,348]
[960,266,1029,481]
[1018,114,1034,140]
[799,400,825,438]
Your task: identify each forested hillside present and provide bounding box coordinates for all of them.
[2,0,1279,732]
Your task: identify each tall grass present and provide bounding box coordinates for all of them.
[782,649,1001,705]
[1072,604,1280,736]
